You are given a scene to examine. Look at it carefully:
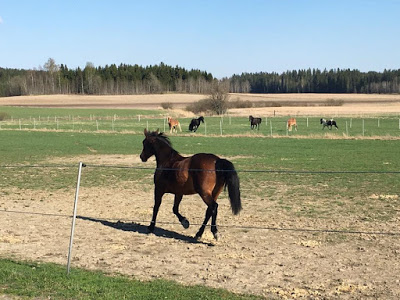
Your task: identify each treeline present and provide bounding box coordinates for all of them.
[0,59,214,97]
[1,58,400,97]
[229,68,400,94]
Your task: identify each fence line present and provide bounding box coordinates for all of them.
[2,115,400,137]
[1,164,399,174]
[1,209,399,237]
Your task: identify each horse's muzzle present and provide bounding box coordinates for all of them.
[140,153,148,162]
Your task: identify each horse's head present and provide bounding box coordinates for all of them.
[199,116,204,123]
[249,116,253,121]
[140,129,158,162]
[140,129,174,162]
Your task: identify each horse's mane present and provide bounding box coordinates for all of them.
[147,130,179,154]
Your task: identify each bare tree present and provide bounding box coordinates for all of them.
[43,58,59,94]
[208,81,230,115]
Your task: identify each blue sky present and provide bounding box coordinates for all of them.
[0,0,399,78]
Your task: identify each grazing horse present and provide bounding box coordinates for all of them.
[189,116,204,132]
[249,115,262,130]
[167,117,182,133]
[287,118,298,131]
[140,129,242,240]
[320,118,338,130]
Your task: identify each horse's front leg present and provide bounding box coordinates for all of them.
[173,194,189,229]
[148,189,164,233]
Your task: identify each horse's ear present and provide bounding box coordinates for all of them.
[144,128,148,136]
[155,128,159,134]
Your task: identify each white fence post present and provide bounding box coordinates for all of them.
[362,119,365,136]
[67,162,85,274]
[163,117,166,132]
[270,121,273,136]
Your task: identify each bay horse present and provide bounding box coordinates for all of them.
[189,116,204,132]
[249,115,262,130]
[320,118,338,130]
[167,117,182,133]
[287,118,297,131]
[140,129,242,240]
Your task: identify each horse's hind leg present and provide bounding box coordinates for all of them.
[173,194,189,229]
[210,202,219,239]
[194,203,214,240]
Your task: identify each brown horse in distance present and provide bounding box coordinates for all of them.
[140,129,242,240]
[167,117,182,133]
[287,118,298,131]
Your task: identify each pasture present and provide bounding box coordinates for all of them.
[0,103,400,299]
[1,106,400,138]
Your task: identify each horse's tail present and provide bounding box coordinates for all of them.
[215,159,242,215]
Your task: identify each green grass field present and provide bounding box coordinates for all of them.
[1,107,399,299]
[0,258,261,300]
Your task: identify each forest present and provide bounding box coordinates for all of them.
[1,58,399,97]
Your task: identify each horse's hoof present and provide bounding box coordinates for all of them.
[194,233,202,240]
[181,218,190,229]
[213,232,219,240]
[147,226,154,234]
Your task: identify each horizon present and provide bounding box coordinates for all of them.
[1,0,399,79]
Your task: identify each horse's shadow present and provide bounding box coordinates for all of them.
[77,216,213,246]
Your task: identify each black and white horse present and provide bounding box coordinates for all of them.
[249,115,262,130]
[320,118,338,130]
[189,116,204,132]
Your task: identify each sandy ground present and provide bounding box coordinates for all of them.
[1,94,400,299]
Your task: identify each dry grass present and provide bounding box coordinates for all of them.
[1,93,400,117]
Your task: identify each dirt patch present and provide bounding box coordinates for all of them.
[1,176,399,299]
[47,154,147,166]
